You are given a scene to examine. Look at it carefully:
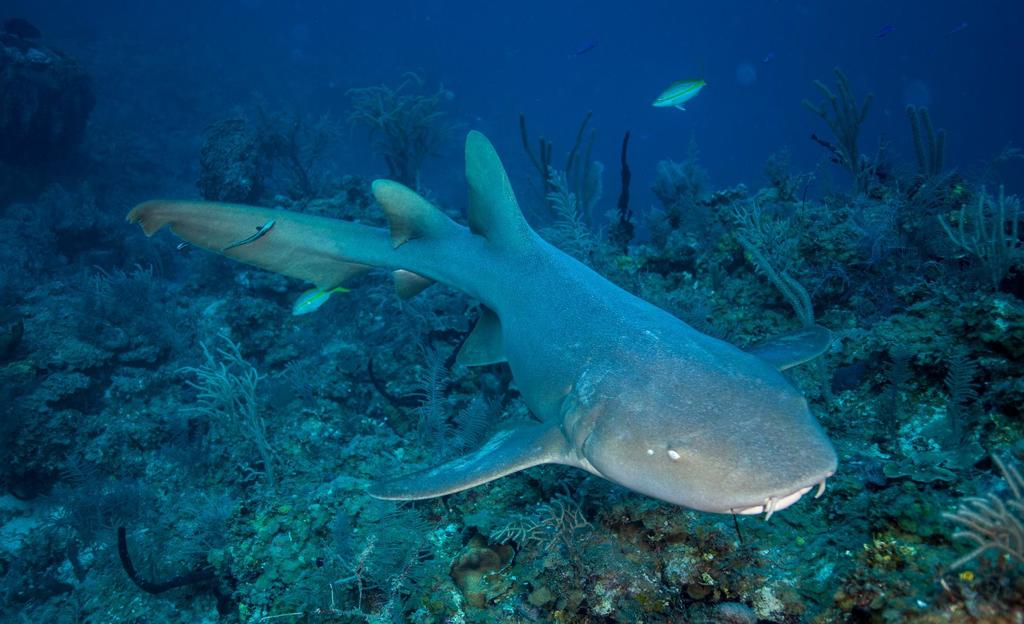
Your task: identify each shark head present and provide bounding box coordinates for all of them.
[565,334,837,517]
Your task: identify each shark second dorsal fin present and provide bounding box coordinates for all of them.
[456,306,506,366]
[368,423,569,500]
[465,131,534,249]
[746,325,833,370]
[372,179,459,249]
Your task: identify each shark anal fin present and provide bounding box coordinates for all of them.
[368,424,567,500]
[392,269,434,299]
[456,306,506,366]
[746,325,833,370]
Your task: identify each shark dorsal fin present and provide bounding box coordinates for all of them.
[465,131,533,249]
[746,325,833,370]
[372,179,458,248]
[368,423,568,500]
[457,306,506,366]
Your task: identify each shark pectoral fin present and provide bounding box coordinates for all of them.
[368,423,567,500]
[392,269,435,299]
[456,306,506,366]
[746,325,833,370]
[126,200,374,289]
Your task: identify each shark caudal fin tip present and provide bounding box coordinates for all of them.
[126,200,172,236]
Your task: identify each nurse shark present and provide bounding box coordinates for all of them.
[127,131,837,518]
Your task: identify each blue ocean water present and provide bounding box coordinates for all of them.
[1,1,1023,622]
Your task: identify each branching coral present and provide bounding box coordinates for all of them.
[347,72,452,187]
[906,105,945,179]
[732,201,815,326]
[179,334,276,490]
[804,68,873,194]
[651,139,710,232]
[256,109,337,201]
[490,492,592,556]
[542,166,598,263]
[943,456,1024,569]
[198,110,336,203]
[939,185,1022,289]
[519,111,603,222]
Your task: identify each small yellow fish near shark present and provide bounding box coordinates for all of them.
[292,286,350,316]
[653,77,707,110]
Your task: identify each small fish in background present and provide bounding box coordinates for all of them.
[762,51,776,64]
[292,286,350,316]
[876,24,896,38]
[949,21,968,34]
[653,77,707,111]
[569,39,598,58]
[3,17,42,39]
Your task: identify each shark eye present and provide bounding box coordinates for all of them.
[667,449,682,461]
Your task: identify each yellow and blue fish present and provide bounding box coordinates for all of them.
[653,77,707,111]
[291,286,349,316]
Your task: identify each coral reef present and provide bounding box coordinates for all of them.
[1,45,1023,624]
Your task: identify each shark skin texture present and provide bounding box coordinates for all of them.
[127,131,837,518]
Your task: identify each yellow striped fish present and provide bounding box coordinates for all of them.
[291,286,350,316]
[653,78,707,110]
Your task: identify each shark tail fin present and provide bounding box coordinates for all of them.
[368,423,568,500]
[126,200,375,290]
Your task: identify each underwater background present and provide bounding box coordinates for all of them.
[1,0,1023,621]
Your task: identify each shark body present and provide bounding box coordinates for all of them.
[128,131,837,516]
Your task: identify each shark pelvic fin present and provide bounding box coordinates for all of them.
[746,325,833,370]
[465,131,534,249]
[392,269,434,299]
[368,423,568,500]
[371,179,459,249]
[456,306,506,366]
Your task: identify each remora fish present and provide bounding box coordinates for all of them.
[127,132,836,517]
[653,77,707,110]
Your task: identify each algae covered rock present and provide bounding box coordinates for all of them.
[197,117,268,203]
[0,31,94,164]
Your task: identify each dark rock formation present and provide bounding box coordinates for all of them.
[0,33,95,164]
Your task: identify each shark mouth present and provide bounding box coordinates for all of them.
[731,477,830,521]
